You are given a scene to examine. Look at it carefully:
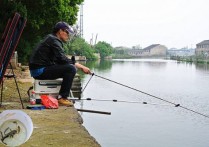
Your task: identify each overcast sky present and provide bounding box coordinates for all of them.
[80,0,209,49]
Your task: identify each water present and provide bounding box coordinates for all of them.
[75,59,209,147]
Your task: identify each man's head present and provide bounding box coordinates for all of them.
[53,21,74,42]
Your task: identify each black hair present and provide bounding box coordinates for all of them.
[52,27,60,34]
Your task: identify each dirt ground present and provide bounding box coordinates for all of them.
[0,68,101,147]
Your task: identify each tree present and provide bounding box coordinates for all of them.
[0,0,83,64]
[94,41,113,59]
[65,37,97,60]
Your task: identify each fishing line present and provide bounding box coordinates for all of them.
[92,73,209,119]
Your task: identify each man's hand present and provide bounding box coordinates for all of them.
[75,63,92,74]
[81,66,91,74]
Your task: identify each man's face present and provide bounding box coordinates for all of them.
[59,29,70,42]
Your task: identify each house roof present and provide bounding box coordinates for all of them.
[197,40,209,45]
[143,44,160,50]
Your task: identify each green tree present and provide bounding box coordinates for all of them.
[0,0,83,64]
[94,41,113,59]
[65,37,97,60]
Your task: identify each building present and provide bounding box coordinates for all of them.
[128,44,167,57]
[195,40,209,56]
[168,48,195,56]
[128,49,143,56]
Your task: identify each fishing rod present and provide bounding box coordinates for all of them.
[71,97,171,107]
[81,73,94,93]
[77,108,111,115]
[82,73,209,119]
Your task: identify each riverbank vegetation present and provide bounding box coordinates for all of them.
[0,0,114,64]
[170,55,209,64]
[111,47,132,59]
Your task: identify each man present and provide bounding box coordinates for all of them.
[29,21,91,106]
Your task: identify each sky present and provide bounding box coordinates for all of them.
[79,0,209,49]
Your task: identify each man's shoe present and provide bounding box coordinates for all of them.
[58,98,74,107]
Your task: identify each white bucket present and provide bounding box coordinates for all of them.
[0,110,33,146]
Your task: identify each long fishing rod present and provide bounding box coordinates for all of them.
[71,97,171,106]
[91,73,209,119]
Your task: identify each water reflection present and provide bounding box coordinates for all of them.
[195,63,209,72]
[113,59,167,69]
[78,60,112,72]
[76,58,209,147]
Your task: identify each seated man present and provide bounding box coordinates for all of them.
[29,22,91,106]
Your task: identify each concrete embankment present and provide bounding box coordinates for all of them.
[21,107,100,147]
[0,103,101,147]
[0,66,101,147]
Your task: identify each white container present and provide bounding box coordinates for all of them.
[0,110,33,146]
[34,79,62,93]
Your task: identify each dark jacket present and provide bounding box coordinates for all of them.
[29,34,74,70]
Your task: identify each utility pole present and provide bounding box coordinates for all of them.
[89,33,94,46]
[94,33,98,45]
[79,3,84,38]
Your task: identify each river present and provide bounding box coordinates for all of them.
[75,59,209,147]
